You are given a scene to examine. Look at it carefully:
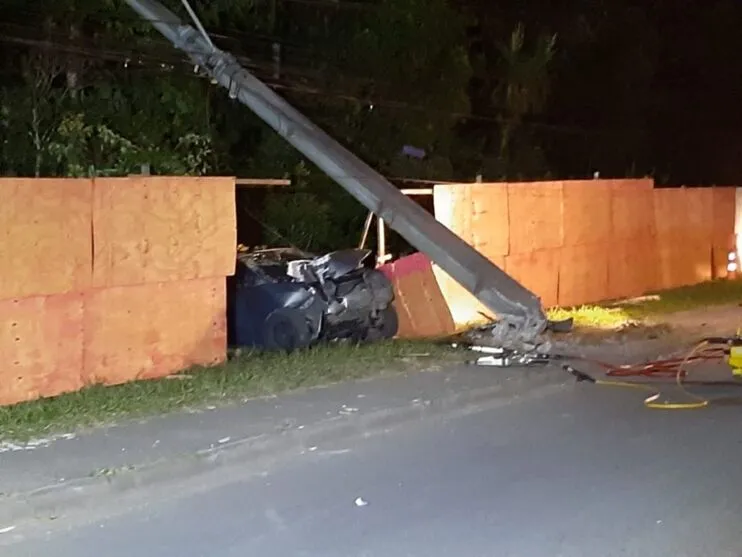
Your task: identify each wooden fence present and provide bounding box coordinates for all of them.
[1,176,736,401]
[385,179,737,335]
[0,177,236,406]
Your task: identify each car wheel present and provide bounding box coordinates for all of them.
[366,304,399,341]
[262,308,312,351]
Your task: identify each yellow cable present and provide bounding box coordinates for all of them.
[594,340,712,410]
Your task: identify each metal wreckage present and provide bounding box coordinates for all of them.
[124,0,573,362]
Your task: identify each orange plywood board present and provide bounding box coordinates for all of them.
[684,188,714,244]
[0,178,92,300]
[384,254,455,338]
[607,236,659,300]
[395,271,455,338]
[562,180,612,246]
[0,294,85,406]
[507,181,564,254]
[83,278,227,385]
[433,184,473,244]
[504,249,560,308]
[611,180,655,240]
[378,262,415,338]
[389,284,417,339]
[653,188,688,239]
[92,177,237,288]
[656,239,712,290]
[713,187,736,245]
[470,183,509,256]
[558,243,609,307]
[432,256,506,328]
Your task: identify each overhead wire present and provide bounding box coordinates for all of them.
[0,28,635,138]
[0,11,642,136]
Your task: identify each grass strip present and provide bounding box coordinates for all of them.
[0,340,457,442]
[548,279,742,330]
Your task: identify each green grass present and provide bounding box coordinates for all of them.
[548,279,742,330]
[0,340,458,442]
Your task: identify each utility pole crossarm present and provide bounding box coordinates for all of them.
[123,0,549,347]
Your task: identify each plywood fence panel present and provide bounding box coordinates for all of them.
[684,188,714,245]
[391,284,416,338]
[712,187,737,279]
[507,181,564,254]
[611,179,655,239]
[92,177,237,288]
[607,236,659,300]
[397,272,455,338]
[433,184,473,244]
[0,178,92,300]
[653,188,689,239]
[558,243,609,307]
[469,184,509,256]
[378,262,415,338]
[713,186,736,245]
[380,254,455,338]
[656,238,712,290]
[83,277,227,385]
[689,242,714,284]
[431,257,505,328]
[0,294,85,406]
[562,180,612,246]
[504,249,560,308]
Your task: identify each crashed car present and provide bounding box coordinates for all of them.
[228,246,399,351]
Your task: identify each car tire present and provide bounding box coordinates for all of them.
[262,308,312,351]
[366,304,399,341]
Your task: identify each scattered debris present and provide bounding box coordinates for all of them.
[354,497,369,507]
[218,437,231,444]
[0,526,16,535]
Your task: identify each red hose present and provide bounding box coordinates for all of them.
[587,347,726,379]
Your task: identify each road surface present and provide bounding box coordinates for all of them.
[4,381,742,557]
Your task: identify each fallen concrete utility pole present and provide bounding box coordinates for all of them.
[123,0,549,348]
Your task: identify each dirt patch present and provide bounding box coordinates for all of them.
[550,304,742,366]
[557,322,674,346]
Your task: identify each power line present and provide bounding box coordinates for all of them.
[0,20,362,84]
[0,31,636,137]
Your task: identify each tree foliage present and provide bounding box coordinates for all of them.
[0,0,739,247]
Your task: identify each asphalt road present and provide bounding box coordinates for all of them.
[5,381,742,557]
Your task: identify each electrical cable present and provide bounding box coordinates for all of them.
[563,337,737,410]
[0,21,639,137]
